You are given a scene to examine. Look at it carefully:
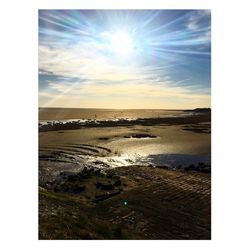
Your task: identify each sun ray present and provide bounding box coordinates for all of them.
[39,10,211,109]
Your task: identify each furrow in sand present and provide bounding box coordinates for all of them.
[39,148,94,157]
[39,145,99,154]
[40,144,111,154]
[72,144,112,153]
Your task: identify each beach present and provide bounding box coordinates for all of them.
[39,108,211,239]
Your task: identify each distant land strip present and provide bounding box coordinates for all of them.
[39,110,211,132]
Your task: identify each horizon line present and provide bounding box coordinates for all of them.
[39,106,211,110]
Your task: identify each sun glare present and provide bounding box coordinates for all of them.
[109,31,134,56]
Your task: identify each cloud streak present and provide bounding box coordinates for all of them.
[40,80,210,109]
[39,10,211,109]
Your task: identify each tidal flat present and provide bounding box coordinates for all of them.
[39,108,211,239]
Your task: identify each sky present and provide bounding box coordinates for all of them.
[39,10,211,109]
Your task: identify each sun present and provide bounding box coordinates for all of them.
[109,31,134,57]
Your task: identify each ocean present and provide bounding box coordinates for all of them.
[39,108,187,121]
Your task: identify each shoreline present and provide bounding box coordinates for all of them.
[39,112,211,132]
[39,109,211,239]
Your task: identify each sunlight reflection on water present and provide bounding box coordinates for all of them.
[82,153,210,169]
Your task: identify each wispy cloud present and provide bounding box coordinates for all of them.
[39,44,149,82]
[187,10,211,32]
[39,80,210,109]
[39,10,211,109]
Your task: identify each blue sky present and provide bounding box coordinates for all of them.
[39,10,211,109]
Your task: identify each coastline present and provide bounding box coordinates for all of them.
[39,109,211,239]
[39,111,211,132]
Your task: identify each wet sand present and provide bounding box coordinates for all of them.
[39,109,211,239]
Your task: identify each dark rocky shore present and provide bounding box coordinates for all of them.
[39,165,211,239]
[39,111,211,132]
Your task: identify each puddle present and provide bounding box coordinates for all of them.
[146,154,211,168]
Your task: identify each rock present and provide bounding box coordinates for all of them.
[96,182,114,190]
[88,167,95,173]
[106,173,113,179]
[96,182,102,189]
[94,190,120,202]
[186,164,196,171]
[93,169,101,175]
[114,180,121,186]
[67,175,78,181]
[73,186,85,194]
[77,169,91,179]
[176,165,182,169]
[94,193,109,202]
[124,134,157,139]
[112,175,120,180]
